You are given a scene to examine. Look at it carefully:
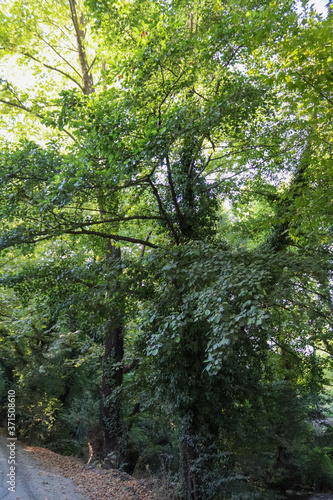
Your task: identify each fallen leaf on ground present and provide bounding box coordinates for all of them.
[22,444,155,500]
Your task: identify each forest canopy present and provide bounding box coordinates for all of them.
[0,0,332,498]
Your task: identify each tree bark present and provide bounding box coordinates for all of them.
[68,0,94,95]
[179,440,201,500]
[100,320,127,466]
[97,189,132,468]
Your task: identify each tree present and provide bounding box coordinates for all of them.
[0,0,139,468]
[0,0,332,498]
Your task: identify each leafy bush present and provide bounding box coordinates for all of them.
[300,447,333,490]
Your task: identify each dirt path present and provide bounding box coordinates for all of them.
[0,430,154,500]
[0,430,90,500]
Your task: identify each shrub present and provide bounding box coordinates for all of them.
[300,447,333,490]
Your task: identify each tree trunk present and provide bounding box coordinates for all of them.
[96,188,129,466]
[180,439,201,500]
[68,2,131,469]
[100,321,127,467]
[68,0,94,95]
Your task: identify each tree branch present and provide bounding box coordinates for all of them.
[295,71,333,107]
[148,178,180,244]
[166,155,184,228]
[36,34,82,78]
[73,278,96,289]
[88,55,97,72]
[140,231,153,259]
[20,51,84,91]
[0,98,77,143]
[0,98,43,119]
[158,70,186,126]
[68,0,94,95]
[64,229,158,248]
[73,215,162,227]
[191,86,209,101]
[123,358,139,374]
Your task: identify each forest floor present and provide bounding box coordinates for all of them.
[22,444,156,500]
[0,429,155,500]
[1,429,332,500]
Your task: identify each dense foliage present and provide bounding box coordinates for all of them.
[0,0,332,498]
